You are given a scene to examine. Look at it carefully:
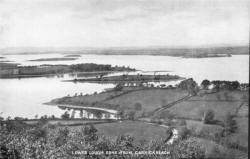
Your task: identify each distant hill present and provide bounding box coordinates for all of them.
[0,46,248,57]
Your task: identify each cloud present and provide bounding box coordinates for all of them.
[0,0,249,48]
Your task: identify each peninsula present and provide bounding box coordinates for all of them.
[28,57,78,61]
[65,74,183,84]
[0,63,136,78]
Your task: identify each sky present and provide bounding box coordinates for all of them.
[0,0,249,48]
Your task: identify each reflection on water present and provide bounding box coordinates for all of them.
[0,54,249,118]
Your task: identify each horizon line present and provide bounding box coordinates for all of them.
[0,44,249,51]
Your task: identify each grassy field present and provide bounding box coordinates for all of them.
[155,89,248,155]
[158,90,248,121]
[54,91,120,104]
[104,88,188,112]
[185,120,224,135]
[48,87,188,112]
[191,90,249,101]
[166,100,241,120]
[67,120,170,143]
[237,102,248,117]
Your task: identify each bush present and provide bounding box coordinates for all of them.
[202,109,215,124]
[61,111,70,119]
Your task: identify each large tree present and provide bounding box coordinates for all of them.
[201,79,210,89]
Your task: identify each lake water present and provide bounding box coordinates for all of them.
[0,54,248,118]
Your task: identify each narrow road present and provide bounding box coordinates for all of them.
[142,121,179,144]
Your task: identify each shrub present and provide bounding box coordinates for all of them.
[61,111,70,119]
[202,109,215,124]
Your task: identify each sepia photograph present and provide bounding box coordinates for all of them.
[0,0,249,158]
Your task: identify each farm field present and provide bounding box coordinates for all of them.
[67,120,170,143]
[48,87,188,113]
[154,89,249,156]
[104,88,188,112]
[158,90,248,121]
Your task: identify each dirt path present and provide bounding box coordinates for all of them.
[152,94,193,115]
[141,121,179,144]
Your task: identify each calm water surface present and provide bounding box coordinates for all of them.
[0,54,248,118]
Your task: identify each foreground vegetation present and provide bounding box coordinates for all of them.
[0,119,206,159]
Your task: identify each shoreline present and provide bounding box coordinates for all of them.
[64,74,184,84]
[0,63,136,79]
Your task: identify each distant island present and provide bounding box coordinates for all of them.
[29,57,78,61]
[63,54,81,57]
[0,60,14,62]
[0,63,136,78]
[0,46,248,58]
[183,53,232,58]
